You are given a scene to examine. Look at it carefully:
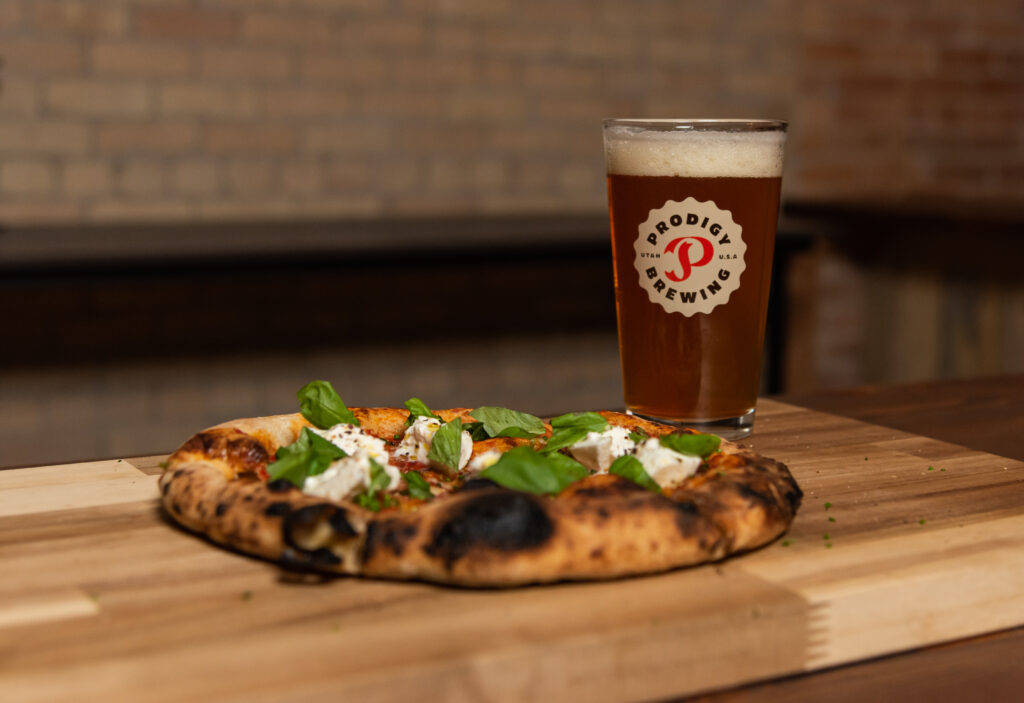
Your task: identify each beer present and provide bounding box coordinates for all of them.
[603,120,786,437]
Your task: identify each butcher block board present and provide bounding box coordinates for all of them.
[1,399,1022,703]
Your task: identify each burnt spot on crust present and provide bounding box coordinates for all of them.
[160,481,170,496]
[264,501,292,517]
[457,477,499,492]
[170,501,182,514]
[424,491,554,569]
[363,520,418,560]
[178,429,270,475]
[736,482,777,512]
[267,479,295,493]
[569,479,647,498]
[282,503,357,555]
[215,501,229,517]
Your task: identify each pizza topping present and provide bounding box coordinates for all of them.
[401,470,433,500]
[298,380,360,428]
[403,397,441,424]
[608,454,661,492]
[479,446,588,495]
[633,438,702,489]
[566,425,636,473]
[469,406,547,439]
[658,432,722,458]
[266,427,346,487]
[304,453,401,503]
[466,448,503,474]
[542,412,609,454]
[394,416,473,473]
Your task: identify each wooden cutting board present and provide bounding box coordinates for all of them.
[1,399,1022,702]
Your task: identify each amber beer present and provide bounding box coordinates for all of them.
[603,119,786,438]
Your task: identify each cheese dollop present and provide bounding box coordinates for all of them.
[466,448,503,474]
[302,423,401,500]
[633,438,702,489]
[394,416,473,471]
[568,426,636,473]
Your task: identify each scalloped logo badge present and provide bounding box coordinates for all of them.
[634,197,745,317]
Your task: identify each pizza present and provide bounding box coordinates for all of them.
[159,381,801,587]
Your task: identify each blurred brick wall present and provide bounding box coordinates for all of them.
[1,0,1020,225]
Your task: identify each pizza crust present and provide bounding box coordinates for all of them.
[159,409,802,587]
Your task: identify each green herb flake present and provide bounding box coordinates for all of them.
[402,470,433,501]
[781,540,791,547]
[658,432,721,459]
[825,543,833,549]
[919,519,927,525]
[297,380,359,429]
[542,412,608,454]
[864,457,869,461]
[426,417,464,474]
[928,465,934,471]
[158,460,169,470]
[823,533,830,540]
[480,446,587,495]
[628,428,649,443]
[828,516,836,523]
[824,502,833,510]
[608,454,660,492]
[941,468,946,472]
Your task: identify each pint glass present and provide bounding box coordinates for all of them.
[603,119,786,438]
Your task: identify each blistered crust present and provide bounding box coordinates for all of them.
[160,408,801,587]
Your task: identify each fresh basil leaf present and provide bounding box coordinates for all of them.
[297,380,359,429]
[628,428,649,443]
[549,411,608,430]
[609,454,661,492]
[402,471,433,500]
[354,459,393,512]
[267,427,346,487]
[659,432,721,459]
[463,421,490,442]
[480,446,588,495]
[403,397,440,426]
[470,406,546,439]
[542,412,609,454]
[427,417,464,474]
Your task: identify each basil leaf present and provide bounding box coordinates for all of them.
[463,421,490,442]
[628,428,649,443]
[480,446,587,495]
[426,418,464,474]
[542,412,609,454]
[267,427,346,487]
[470,406,546,439]
[609,455,661,492]
[402,471,433,500]
[403,397,440,426]
[658,432,721,459]
[297,380,359,429]
[354,459,393,512]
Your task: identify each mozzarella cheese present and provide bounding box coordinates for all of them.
[466,449,503,474]
[633,438,702,489]
[394,416,473,470]
[302,423,401,500]
[568,426,636,473]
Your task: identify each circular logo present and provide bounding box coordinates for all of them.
[633,197,745,316]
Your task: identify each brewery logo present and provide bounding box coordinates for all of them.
[634,197,745,316]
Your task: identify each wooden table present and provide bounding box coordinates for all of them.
[2,375,1022,702]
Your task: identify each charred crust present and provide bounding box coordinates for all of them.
[264,501,292,517]
[281,503,356,559]
[328,508,358,538]
[424,491,554,569]
[160,481,170,496]
[267,479,295,493]
[309,547,342,567]
[215,502,229,517]
[171,501,182,514]
[457,477,499,492]
[180,429,270,475]
[736,482,776,511]
[363,520,418,560]
[570,479,647,498]
[173,469,185,479]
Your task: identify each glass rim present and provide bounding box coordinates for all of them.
[603,118,787,133]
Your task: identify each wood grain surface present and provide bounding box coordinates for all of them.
[1,399,1023,702]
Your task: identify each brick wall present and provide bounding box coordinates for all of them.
[2,0,1020,225]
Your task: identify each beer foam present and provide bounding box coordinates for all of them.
[604,126,784,178]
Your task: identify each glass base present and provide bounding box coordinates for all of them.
[626,408,755,441]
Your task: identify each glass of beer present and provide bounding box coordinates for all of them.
[603,119,786,439]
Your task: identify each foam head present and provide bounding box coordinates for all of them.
[604,123,785,178]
